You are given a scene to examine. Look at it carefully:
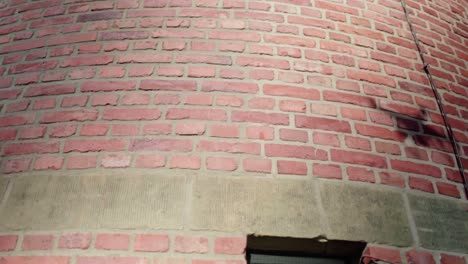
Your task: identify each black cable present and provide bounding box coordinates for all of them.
[400,0,468,198]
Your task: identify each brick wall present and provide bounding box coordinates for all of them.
[0,0,467,263]
[0,0,466,196]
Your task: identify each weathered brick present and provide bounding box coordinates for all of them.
[277,160,307,175]
[134,234,169,252]
[206,156,237,171]
[174,236,209,253]
[0,235,17,251]
[59,233,91,249]
[22,235,55,250]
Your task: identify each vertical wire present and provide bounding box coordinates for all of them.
[399,0,468,197]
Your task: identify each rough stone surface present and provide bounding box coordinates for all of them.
[0,177,7,202]
[191,177,322,238]
[319,181,412,246]
[408,194,468,253]
[0,171,186,231]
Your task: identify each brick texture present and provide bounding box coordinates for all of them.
[0,0,467,261]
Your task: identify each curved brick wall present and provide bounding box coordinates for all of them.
[0,0,467,263]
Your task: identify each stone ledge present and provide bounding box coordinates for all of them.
[408,193,468,253]
[0,170,187,231]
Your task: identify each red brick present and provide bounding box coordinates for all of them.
[59,233,91,249]
[61,96,88,107]
[3,142,59,156]
[0,257,70,264]
[174,236,209,253]
[248,98,275,110]
[356,124,407,142]
[81,80,136,92]
[313,164,342,179]
[202,81,258,93]
[4,158,32,174]
[324,91,377,108]
[120,94,150,105]
[265,144,322,160]
[64,139,126,153]
[0,129,16,141]
[184,94,212,106]
[406,250,436,264]
[405,147,429,161]
[80,124,109,136]
[341,107,366,121]
[34,156,64,170]
[130,139,192,152]
[110,124,137,136]
[216,95,243,107]
[49,125,76,138]
[232,110,288,125]
[220,68,244,79]
[431,151,454,166]
[210,124,239,138]
[157,66,184,77]
[237,56,290,70]
[135,154,166,168]
[22,234,54,250]
[279,100,306,112]
[278,160,307,175]
[391,160,441,178]
[379,172,405,188]
[214,237,246,255]
[176,123,206,135]
[313,132,340,147]
[243,158,272,173]
[19,127,46,139]
[331,149,387,168]
[5,100,29,113]
[33,98,56,110]
[0,235,17,251]
[167,108,227,121]
[346,167,376,183]
[91,94,118,106]
[142,123,172,135]
[61,55,113,67]
[140,80,196,91]
[0,90,20,101]
[344,136,371,151]
[99,67,125,78]
[24,84,75,97]
[279,129,308,143]
[409,177,435,193]
[198,141,260,155]
[296,115,351,133]
[103,108,161,121]
[440,254,466,264]
[170,155,201,170]
[67,156,97,169]
[9,61,57,74]
[246,126,274,140]
[41,110,98,123]
[375,142,401,155]
[363,246,402,264]
[69,68,96,79]
[206,156,237,171]
[101,154,131,168]
[134,234,169,252]
[436,182,461,198]
[177,54,230,65]
[155,94,180,105]
[77,256,149,264]
[250,69,274,80]
[347,69,396,87]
